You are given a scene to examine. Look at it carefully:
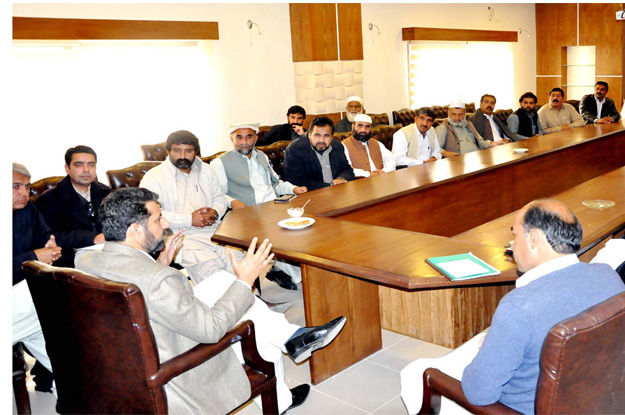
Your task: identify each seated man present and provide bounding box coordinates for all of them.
[140,130,234,285]
[256,105,307,147]
[13,163,58,393]
[343,114,396,177]
[210,122,308,290]
[283,116,355,190]
[537,87,585,134]
[580,81,621,124]
[76,187,346,415]
[35,145,111,267]
[392,107,442,166]
[469,94,519,142]
[434,102,499,156]
[400,199,625,414]
[506,92,543,140]
[591,236,625,280]
[334,96,378,133]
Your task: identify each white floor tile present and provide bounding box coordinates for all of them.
[371,395,410,415]
[368,336,451,372]
[314,360,401,413]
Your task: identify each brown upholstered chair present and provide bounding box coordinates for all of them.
[141,142,168,161]
[13,342,31,415]
[257,125,272,143]
[418,291,625,414]
[565,99,580,113]
[255,140,292,179]
[392,108,418,127]
[200,151,226,164]
[494,109,514,124]
[333,131,352,141]
[29,176,64,202]
[372,124,402,151]
[367,112,390,126]
[23,261,279,415]
[106,161,161,190]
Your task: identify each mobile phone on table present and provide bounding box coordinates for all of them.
[274,194,296,203]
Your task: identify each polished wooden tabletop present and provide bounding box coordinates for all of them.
[214,121,625,290]
[454,166,625,253]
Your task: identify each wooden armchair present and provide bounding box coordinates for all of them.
[418,291,625,414]
[23,261,279,415]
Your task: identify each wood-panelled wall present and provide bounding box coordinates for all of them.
[289,3,363,62]
[535,3,624,110]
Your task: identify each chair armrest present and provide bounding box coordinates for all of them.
[418,369,521,415]
[149,320,257,387]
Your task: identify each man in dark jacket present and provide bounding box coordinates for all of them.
[256,105,307,146]
[35,145,111,267]
[506,92,543,140]
[469,94,519,142]
[283,116,355,190]
[580,81,621,124]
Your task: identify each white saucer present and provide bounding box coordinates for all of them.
[278,217,315,230]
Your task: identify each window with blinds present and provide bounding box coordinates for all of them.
[408,41,515,110]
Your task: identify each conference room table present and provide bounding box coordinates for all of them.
[213,121,625,384]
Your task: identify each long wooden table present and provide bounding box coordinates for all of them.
[213,121,625,384]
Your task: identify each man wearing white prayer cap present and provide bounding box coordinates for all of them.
[342,114,396,177]
[210,122,307,291]
[434,101,499,156]
[335,96,378,132]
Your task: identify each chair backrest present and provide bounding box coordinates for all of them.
[393,108,417,127]
[23,261,167,414]
[367,112,390,126]
[106,161,161,190]
[29,176,64,202]
[200,151,226,164]
[535,291,625,414]
[372,124,402,151]
[255,140,292,179]
[494,109,514,124]
[257,125,272,143]
[141,142,168,161]
[565,99,580,113]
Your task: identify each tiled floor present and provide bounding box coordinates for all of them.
[13,275,452,415]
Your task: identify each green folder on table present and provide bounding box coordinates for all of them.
[426,252,501,281]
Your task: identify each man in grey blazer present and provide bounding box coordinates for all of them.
[75,187,346,414]
[469,94,520,143]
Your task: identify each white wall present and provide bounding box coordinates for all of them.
[11,3,296,180]
[361,3,537,114]
[11,3,537,181]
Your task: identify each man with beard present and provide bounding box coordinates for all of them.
[435,102,498,156]
[580,81,620,124]
[284,116,355,190]
[506,92,544,140]
[469,94,519,142]
[210,122,307,290]
[343,114,395,177]
[139,130,234,285]
[537,87,585,134]
[392,107,443,167]
[35,145,111,267]
[334,96,378,133]
[256,105,307,146]
[75,187,347,414]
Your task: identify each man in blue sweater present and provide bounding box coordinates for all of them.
[400,199,624,414]
[461,199,625,413]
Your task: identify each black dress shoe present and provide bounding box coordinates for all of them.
[265,268,298,290]
[282,316,346,363]
[281,384,311,414]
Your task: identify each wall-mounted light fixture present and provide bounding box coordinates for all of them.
[368,23,381,35]
[247,20,262,35]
